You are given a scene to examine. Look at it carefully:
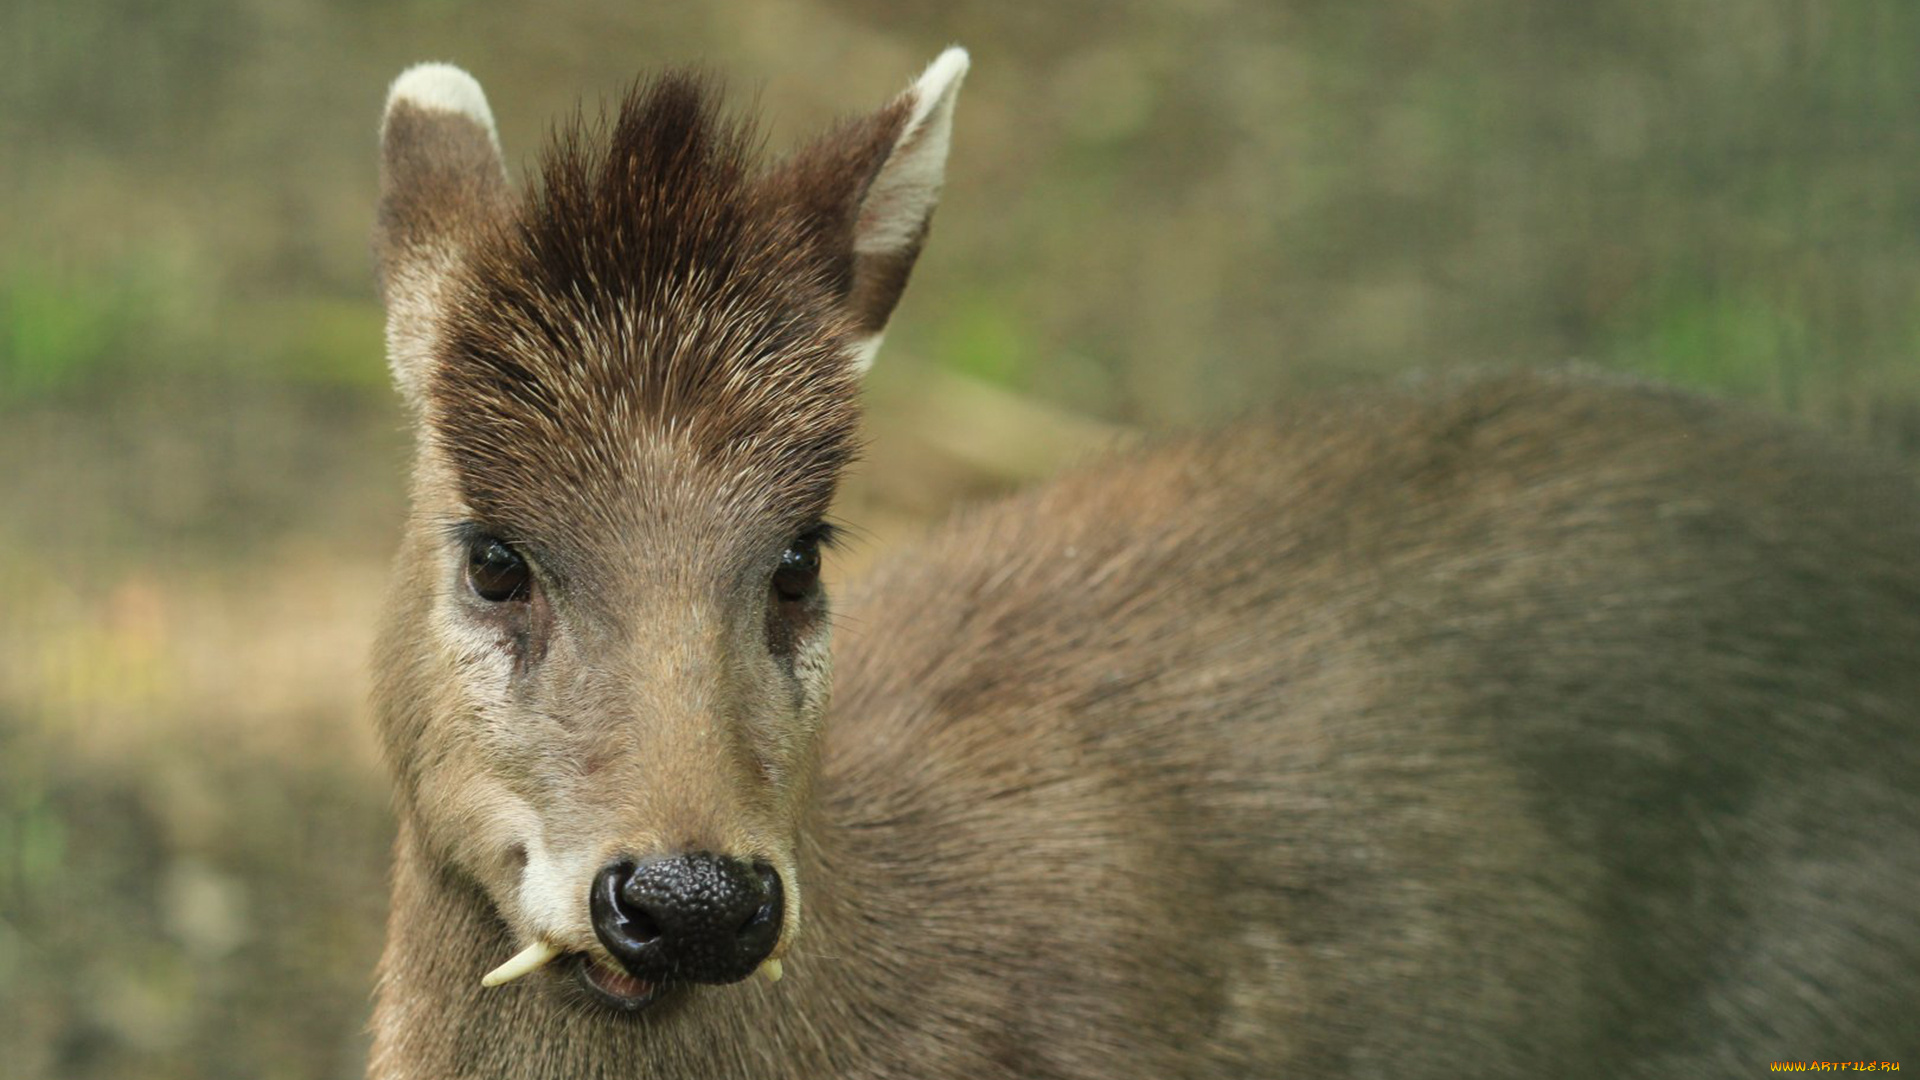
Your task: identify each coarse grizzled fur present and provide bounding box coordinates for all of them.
[366,52,1920,1080]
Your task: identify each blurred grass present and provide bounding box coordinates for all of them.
[0,259,167,404]
[0,718,387,1080]
[5,1,1920,1077]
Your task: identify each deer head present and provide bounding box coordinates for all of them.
[370,49,967,1010]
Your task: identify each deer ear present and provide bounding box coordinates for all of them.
[774,47,969,373]
[374,63,512,409]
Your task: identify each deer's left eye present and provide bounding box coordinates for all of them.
[772,534,822,602]
[467,538,531,602]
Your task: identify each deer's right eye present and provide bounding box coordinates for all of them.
[467,538,531,602]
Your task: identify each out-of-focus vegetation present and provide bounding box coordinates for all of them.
[4,2,1918,1077]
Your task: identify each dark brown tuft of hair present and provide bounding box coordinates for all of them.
[427,72,899,545]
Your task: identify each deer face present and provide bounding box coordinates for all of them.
[370,52,966,1009]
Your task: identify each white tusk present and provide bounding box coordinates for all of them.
[481,940,561,988]
[758,957,784,985]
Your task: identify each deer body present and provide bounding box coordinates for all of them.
[367,54,1920,1079]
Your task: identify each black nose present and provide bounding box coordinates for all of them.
[589,854,783,984]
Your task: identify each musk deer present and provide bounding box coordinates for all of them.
[366,49,1920,1079]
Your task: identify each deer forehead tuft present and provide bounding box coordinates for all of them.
[439,70,854,390]
[411,69,945,540]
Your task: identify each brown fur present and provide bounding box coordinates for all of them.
[367,60,1920,1079]
[431,74,901,538]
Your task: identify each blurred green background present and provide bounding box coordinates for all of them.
[4,2,1919,1077]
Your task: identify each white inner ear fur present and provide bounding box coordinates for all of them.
[384,62,502,156]
[853,46,969,258]
[847,332,886,375]
[383,246,462,410]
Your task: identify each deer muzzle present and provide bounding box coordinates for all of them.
[589,853,785,985]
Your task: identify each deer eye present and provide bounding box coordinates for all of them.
[466,537,531,603]
[772,533,822,603]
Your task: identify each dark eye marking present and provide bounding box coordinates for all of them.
[466,536,532,603]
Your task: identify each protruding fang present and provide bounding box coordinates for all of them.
[480,940,560,987]
[759,957,784,985]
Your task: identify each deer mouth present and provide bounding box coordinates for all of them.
[573,954,665,1013]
